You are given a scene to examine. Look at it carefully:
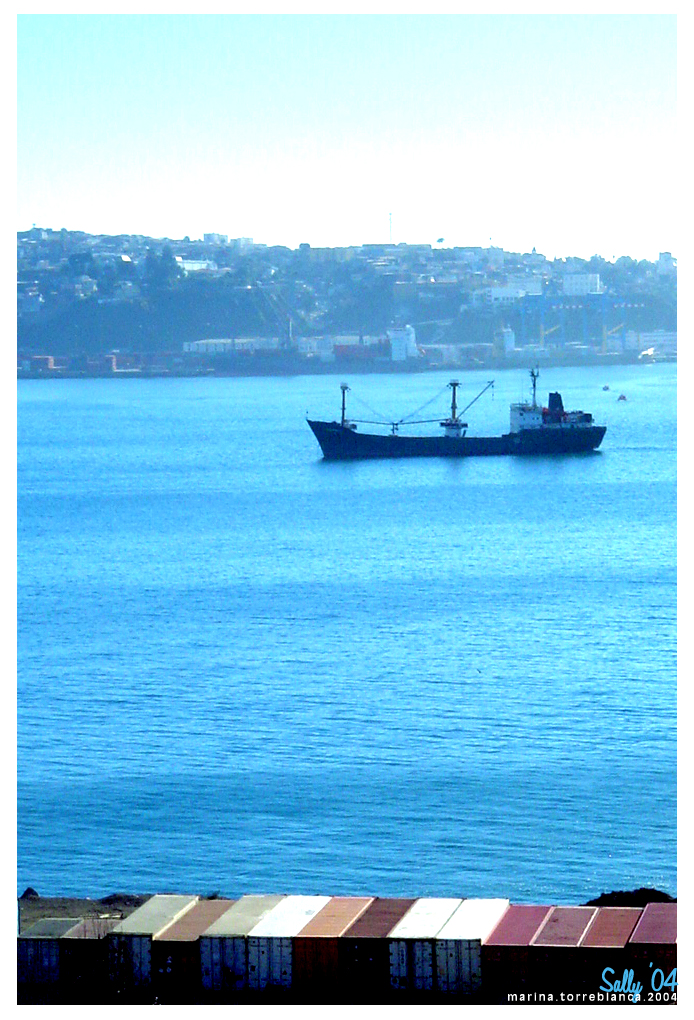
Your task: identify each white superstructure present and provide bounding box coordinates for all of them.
[509,402,544,432]
[509,369,597,434]
[387,325,419,361]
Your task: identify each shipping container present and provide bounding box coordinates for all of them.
[435,898,510,994]
[481,904,553,1002]
[388,897,462,992]
[627,902,677,989]
[580,906,643,948]
[575,907,643,997]
[532,906,597,948]
[246,895,331,990]
[339,897,417,1000]
[18,918,83,989]
[60,916,122,1003]
[293,896,373,996]
[108,895,198,998]
[199,894,285,993]
[629,902,677,944]
[151,898,235,1003]
[529,906,597,996]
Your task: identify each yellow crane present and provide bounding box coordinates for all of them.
[603,322,624,341]
[540,323,560,345]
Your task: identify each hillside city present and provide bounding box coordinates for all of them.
[18,227,677,378]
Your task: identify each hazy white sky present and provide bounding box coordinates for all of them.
[17,12,677,260]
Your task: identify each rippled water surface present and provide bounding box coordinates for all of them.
[17,364,676,902]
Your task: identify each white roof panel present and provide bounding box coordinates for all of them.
[389,898,463,938]
[436,898,509,942]
[248,895,331,937]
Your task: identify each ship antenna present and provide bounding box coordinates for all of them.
[449,379,459,421]
[340,383,350,427]
[530,367,539,408]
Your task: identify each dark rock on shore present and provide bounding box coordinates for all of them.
[584,887,676,907]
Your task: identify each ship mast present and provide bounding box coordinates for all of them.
[449,380,459,422]
[340,383,349,427]
[530,367,539,408]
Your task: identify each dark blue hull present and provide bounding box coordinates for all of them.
[307,420,606,460]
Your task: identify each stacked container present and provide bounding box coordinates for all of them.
[627,902,677,994]
[435,898,510,994]
[529,905,597,996]
[482,904,553,1002]
[199,894,285,994]
[60,916,122,1002]
[339,897,417,1000]
[18,917,83,995]
[16,892,677,1003]
[246,895,331,991]
[387,898,462,993]
[293,897,373,997]
[151,898,235,1002]
[108,894,198,999]
[577,907,643,996]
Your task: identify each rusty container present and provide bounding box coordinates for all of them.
[627,902,677,998]
[293,897,373,998]
[151,899,235,1003]
[529,905,597,997]
[339,897,417,1000]
[576,907,643,998]
[481,904,553,1003]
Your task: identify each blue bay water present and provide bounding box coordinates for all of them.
[17,364,676,903]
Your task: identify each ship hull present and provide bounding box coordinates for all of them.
[307,420,606,461]
[510,425,607,456]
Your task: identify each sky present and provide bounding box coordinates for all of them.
[16,11,678,261]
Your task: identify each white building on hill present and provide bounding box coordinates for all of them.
[562,273,602,295]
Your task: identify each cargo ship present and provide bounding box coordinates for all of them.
[307,369,606,460]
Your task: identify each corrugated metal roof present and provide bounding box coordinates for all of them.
[110,895,198,936]
[437,898,510,942]
[629,902,677,944]
[580,907,642,948]
[484,904,553,947]
[154,899,236,942]
[296,897,373,937]
[342,898,417,939]
[531,906,597,947]
[19,918,83,939]
[388,898,462,939]
[248,895,331,937]
[200,895,285,937]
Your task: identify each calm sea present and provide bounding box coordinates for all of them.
[17,363,677,904]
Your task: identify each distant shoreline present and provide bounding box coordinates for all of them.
[17,354,675,382]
